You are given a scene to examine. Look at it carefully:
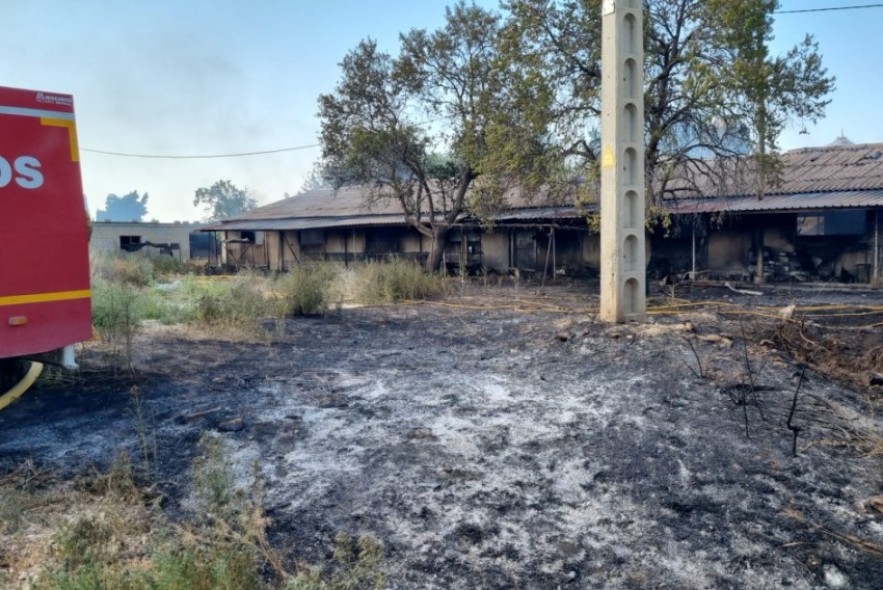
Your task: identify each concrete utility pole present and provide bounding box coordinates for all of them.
[599,0,646,322]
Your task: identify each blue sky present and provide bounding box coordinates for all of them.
[774,1,883,148]
[0,0,878,221]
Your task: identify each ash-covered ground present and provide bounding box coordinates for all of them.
[2,283,883,589]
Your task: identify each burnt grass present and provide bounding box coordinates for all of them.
[2,281,883,589]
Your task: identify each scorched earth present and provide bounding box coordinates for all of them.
[1,283,882,589]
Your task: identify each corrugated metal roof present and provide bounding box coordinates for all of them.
[669,189,883,214]
[202,214,411,232]
[204,185,418,230]
[205,188,883,232]
[219,186,404,222]
[667,143,883,199]
[780,143,883,194]
[490,206,591,221]
[206,143,883,231]
[217,182,577,225]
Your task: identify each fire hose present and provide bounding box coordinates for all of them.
[0,361,43,412]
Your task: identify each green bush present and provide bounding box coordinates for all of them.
[36,561,131,590]
[91,279,140,331]
[36,527,265,590]
[54,515,115,571]
[138,284,198,325]
[148,542,263,590]
[91,278,142,370]
[152,254,190,277]
[91,250,154,287]
[191,433,241,521]
[276,264,340,316]
[194,274,274,328]
[355,258,445,304]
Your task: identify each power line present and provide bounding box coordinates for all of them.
[82,118,443,160]
[776,3,883,14]
[81,143,320,159]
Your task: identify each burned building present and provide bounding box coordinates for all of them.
[90,221,207,263]
[655,141,883,283]
[204,141,883,284]
[201,186,594,277]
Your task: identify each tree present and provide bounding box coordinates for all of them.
[498,0,834,207]
[299,160,334,194]
[95,190,149,221]
[707,0,834,199]
[318,2,546,271]
[193,180,257,221]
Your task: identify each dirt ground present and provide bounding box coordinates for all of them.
[2,280,883,589]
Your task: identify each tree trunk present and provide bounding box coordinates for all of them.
[425,226,451,273]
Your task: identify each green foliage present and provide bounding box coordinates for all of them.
[193,179,258,221]
[276,264,340,316]
[318,3,537,270]
[706,0,834,194]
[30,436,269,590]
[194,274,274,329]
[91,250,154,287]
[191,433,243,522]
[54,515,115,571]
[354,258,445,304]
[151,255,190,277]
[91,250,197,329]
[500,0,834,207]
[138,283,199,325]
[185,434,271,589]
[36,561,142,590]
[318,0,833,235]
[129,386,158,476]
[147,541,264,590]
[91,278,142,371]
[33,524,267,590]
[89,251,283,339]
[90,279,140,332]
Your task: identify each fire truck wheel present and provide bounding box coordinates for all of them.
[0,359,43,410]
[0,359,30,393]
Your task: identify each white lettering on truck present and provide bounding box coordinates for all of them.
[0,156,44,189]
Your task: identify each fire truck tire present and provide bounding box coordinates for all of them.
[0,360,44,411]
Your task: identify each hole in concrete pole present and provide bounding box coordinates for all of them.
[624,148,637,186]
[624,13,638,55]
[625,234,638,272]
[625,190,638,228]
[624,58,637,99]
[625,103,638,142]
[625,278,640,315]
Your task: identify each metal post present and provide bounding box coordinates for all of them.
[552,226,557,277]
[875,209,879,281]
[600,0,646,322]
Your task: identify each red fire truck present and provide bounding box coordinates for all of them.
[0,85,92,405]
